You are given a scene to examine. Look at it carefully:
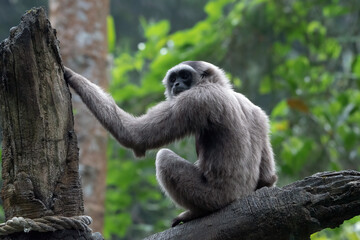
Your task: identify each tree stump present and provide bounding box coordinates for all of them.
[0,7,102,239]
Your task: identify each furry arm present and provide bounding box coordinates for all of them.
[64,67,218,157]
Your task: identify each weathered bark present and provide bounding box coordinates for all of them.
[144,170,360,240]
[49,0,109,233]
[0,6,83,221]
[0,7,102,240]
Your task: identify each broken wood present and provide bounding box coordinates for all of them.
[0,7,102,240]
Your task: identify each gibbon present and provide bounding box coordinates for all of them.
[64,61,277,226]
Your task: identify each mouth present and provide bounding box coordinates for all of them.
[172,87,186,96]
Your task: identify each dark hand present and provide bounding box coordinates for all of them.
[63,66,75,83]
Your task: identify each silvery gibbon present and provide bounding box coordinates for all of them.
[64,61,277,227]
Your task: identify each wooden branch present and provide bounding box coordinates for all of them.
[144,170,360,240]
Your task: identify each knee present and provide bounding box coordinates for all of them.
[155,148,174,167]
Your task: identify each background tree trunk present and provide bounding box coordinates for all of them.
[49,0,109,233]
[0,7,101,239]
[145,170,360,240]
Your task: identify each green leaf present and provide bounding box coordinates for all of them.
[260,76,272,94]
[104,212,132,238]
[311,232,330,240]
[143,20,170,40]
[337,103,356,126]
[324,38,342,59]
[205,0,234,20]
[271,120,289,132]
[280,137,314,173]
[352,55,360,78]
[273,42,291,57]
[271,100,289,118]
[307,21,326,36]
[323,5,349,17]
[107,15,116,53]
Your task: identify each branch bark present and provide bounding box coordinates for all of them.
[144,170,360,240]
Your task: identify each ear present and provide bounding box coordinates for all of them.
[200,68,214,79]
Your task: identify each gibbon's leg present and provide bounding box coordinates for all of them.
[155,149,219,226]
[256,141,277,189]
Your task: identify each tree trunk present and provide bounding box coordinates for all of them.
[0,7,102,239]
[144,170,360,240]
[49,0,109,233]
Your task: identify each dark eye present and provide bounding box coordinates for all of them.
[179,70,191,79]
[169,73,176,83]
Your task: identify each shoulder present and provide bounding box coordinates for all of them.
[233,92,270,122]
[176,84,229,105]
[172,85,236,124]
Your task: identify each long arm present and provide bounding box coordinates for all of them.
[64,67,139,152]
[64,67,215,157]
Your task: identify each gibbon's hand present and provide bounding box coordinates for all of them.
[63,66,77,84]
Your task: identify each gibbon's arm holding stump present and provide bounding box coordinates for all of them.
[64,67,219,157]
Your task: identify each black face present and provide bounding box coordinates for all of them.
[168,69,193,96]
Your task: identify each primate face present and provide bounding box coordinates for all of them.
[168,69,193,96]
[163,61,229,100]
[163,63,198,99]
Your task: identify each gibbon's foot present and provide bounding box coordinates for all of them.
[171,210,205,227]
[171,217,183,227]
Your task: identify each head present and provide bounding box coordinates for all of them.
[163,61,231,99]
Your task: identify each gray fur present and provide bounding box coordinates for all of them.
[64,61,277,226]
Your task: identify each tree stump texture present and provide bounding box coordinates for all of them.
[0,7,100,239]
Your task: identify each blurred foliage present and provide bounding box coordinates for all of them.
[312,216,360,240]
[109,0,208,51]
[104,0,360,239]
